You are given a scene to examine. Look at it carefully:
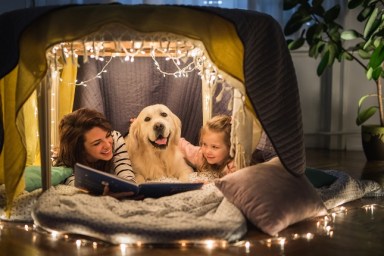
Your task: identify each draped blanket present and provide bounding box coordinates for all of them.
[0,5,305,210]
[0,168,380,245]
[31,185,247,244]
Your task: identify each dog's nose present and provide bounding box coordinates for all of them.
[154,122,164,132]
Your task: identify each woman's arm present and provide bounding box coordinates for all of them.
[112,130,136,183]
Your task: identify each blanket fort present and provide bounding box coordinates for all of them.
[0,5,304,217]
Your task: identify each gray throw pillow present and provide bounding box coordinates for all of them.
[215,157,327,236]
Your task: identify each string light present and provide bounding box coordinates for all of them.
[47,31,227,89]
[2,202,380,254]
[71,56,113,87]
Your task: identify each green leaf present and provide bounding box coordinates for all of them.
[312,5,325,17]
[342,51,354,60]
[324,4,341,22]
[348,0,364,9]
[283,0,299,10]
[317,51,330,76]
[365,15,382,39]
[367,67,373,79]
[373,38,382,48]
[341,30,360,40]
[358,6,373,21]
[309,45,317,58]
[306,24,323,45]
[288,38,305,50]
[327,44,337,65]
[371,66,383,80]
[376,27,384,37]
[312,0,324,8]
[356,106,377,125]
[364,7,378,38]
[368,44,384,69]
[358,49,371,59]
[363,37,373,50]
[284,12,312,36]
[309,41,325,58]
[358,94,377,108]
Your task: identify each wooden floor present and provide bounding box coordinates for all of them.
[0,149,383,256]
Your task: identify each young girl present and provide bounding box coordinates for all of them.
[179,114,236,177]
[54,108,136,185]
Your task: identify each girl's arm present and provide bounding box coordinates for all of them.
[178,138,204,168]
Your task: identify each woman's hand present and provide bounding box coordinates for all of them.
[102,182,144,200]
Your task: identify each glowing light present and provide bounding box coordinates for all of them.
[204,240,214,250]
[120,244,127,254]
[76,239,82,248]
[51,231,58,239]
[305,233,314,240]
[245,241,250,253]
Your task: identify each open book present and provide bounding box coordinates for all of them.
[74,163,204,198]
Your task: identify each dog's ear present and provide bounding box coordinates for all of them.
[126,120,140,152]
[170,112,182,145]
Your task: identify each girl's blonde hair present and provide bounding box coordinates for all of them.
[199,114,232,176]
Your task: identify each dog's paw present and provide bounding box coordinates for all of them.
[135,174,146,184]
[178,168,193,182]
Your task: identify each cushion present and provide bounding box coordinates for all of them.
[24,166,73,192]
[215,157,327,236]
[305,167,337,188]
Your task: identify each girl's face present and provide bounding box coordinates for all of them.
[201,130,230,166]
[83,127,113,162]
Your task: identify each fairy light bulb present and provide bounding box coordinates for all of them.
[204,240,214,250]
[120,244,127,254]
[245,241,250,253]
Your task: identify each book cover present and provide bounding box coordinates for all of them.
[74,163,203,198]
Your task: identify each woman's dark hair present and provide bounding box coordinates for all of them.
[54,108,113,172]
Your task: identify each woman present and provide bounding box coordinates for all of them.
[54,108,136,185]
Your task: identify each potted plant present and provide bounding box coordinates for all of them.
[283,0,384,160]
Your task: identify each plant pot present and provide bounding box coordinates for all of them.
[361,125,384,161]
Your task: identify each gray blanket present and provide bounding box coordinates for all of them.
[0,168,381,244]
[31,184,247,244]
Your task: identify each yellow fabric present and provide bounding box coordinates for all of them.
[23,91,40,166]
[0,5,245,213]
[0,66,27,216]
[58,56,77,123]
[49,56,78,150]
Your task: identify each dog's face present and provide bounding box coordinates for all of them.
[129,104,181,150]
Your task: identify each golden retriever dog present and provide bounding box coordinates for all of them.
[125,104,193,183]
